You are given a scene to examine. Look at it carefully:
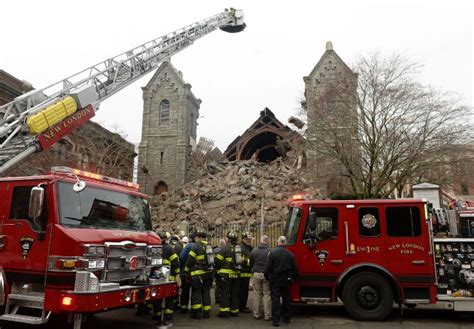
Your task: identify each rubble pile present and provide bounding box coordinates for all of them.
[151,158,317,232]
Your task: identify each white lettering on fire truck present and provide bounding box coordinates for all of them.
[388,243,425,254]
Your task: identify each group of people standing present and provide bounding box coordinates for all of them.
[147,228,298,327]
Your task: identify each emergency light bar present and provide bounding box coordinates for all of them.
[50,166,139,190]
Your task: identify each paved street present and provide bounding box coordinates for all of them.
[3,292,474,328]
[90,303,474,329]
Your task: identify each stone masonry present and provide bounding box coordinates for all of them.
[137,62,201,195]
[303,41,358,195]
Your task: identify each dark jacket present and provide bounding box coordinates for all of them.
[162,243,180,280]
[179,242,193,272]
[264,246,298,285]
[215,243,240,278]
[240,242,253,277]
[185,240,212,277]
[250,243,271,273]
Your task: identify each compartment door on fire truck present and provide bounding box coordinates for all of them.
[299,206,344,300]
[0,182,50,280]
[384,204,435,288]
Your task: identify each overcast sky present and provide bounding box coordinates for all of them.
[2,0,472,151]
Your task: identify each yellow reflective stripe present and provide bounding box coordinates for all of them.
[216,254,224,260]
[240,273,253,278]
[174,268,180,273]
[196,255,205,260]
[219,307,230,312]
[218,269,238,275]
[169,276,175,281]
[203,305,211,311]
[230,309,239,313]
[191,269,208,276]
[189,251,197,258]
[164,309,174,314]
[184,267,189,272]
[192,304,202,309]
[169,253,178,261]
[163,260,171,265]
[225,257,233,262]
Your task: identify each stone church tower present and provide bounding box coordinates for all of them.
[137,62,201,195]
[303,42,358,195]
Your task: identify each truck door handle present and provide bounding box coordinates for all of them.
[0,235,5,250]
[412,260,425,265]
[330,260,343,264]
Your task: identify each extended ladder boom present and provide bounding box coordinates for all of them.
[0,8,245,175]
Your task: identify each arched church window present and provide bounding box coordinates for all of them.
[159,100,170,125]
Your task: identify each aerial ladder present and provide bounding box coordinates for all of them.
[0,8,245,175]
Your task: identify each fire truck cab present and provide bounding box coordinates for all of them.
[284,198,439,321]
[0,167,176,328]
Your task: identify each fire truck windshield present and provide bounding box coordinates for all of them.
[57,181,152,231]
[284,207,302,245]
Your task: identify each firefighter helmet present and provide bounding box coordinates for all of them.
[227,230,238,242]
[241,231,253,239]
[158,230,167,240]
[194,227,207,238]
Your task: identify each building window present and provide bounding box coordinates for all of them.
[160,151,164,165]
[386,206,421,237]
[461,183,469,195]
[159,100,170,125]
[154,181,168,195]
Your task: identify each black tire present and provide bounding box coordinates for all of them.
[342,272,394,321]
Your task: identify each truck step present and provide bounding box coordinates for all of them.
[0,313,49,325]
[7,293,44,309]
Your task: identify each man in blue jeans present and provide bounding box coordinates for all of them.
[264,236,298,327]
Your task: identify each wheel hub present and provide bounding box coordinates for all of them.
[356,285,380,310]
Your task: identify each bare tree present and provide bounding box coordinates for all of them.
[306,52,472,198]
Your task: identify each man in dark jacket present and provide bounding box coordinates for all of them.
[250,235,271,320]
[264,236,298,327]
[239,231,253,313]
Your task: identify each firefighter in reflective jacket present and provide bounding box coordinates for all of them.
[215,231,242,318]
[239,231,253,313]
[156,230,180,320]
[184,228,213,319]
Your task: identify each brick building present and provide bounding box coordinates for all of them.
[137,62,200,195]
[0,70,135,180]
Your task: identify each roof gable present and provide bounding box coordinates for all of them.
[143,61,187,90]
[305,41,355,81]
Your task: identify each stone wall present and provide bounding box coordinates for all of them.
[137,62,200,195]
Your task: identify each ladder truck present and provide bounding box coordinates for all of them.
[0,8,245,329]
[0,8,245,175]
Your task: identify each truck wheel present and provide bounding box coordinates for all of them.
[342,272,393,321]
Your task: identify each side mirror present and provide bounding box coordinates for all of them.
[73,180,86,193]
[29,186,46,241]
[29,186,44,219]
[308,212,317,231]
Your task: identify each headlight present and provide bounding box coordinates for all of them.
[86,246,97,255]
[81,258,105,270]
[84,245,106,256]
[148,245,162,256]
[151,258,162,266]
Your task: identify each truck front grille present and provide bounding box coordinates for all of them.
[104,241,148,282]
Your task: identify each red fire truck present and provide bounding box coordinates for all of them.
[0,167,178,328]
[0,8,245,328]
[284,197,474,321]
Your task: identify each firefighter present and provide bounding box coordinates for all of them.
[213,238,227,304]
[179,233,195,313]
[239,231,254,313]
[215,231,241,318]
[184,228,213,319]
[155,230,180,321]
